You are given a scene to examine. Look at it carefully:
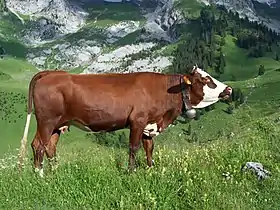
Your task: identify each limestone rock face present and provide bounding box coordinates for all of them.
[6,0,88,45]
[199,0,280,32]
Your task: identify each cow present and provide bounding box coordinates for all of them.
[18,65,232,177]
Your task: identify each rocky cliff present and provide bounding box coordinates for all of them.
[201,0,280,32]
[2,0,185,73]
[6,0,88,45]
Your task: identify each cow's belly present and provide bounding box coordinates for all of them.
[68,106,130,132]
[71,121,92,132]
[63,121,163,137]
[67,118,128,133]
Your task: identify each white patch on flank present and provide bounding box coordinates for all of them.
[192,68,228,109]
[143,123,160,137]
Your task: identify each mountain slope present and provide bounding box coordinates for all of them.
[0,54,280,209]
[200,0,280,32]
[0,1,280,208]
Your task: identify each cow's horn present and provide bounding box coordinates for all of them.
[191,64,197,73]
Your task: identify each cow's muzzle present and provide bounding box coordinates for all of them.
[219,86,232,100]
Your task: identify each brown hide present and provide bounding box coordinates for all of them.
[33,71,183,132]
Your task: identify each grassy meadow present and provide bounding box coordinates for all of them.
[0,2,280,209]
[0,36,280,209]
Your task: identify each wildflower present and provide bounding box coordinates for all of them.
[161,167,166,175]
[222,172,232,180]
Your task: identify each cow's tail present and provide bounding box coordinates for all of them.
[18,70,54,169]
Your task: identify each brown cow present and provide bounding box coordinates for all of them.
[18,66,232,177]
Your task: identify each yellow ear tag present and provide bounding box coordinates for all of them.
[183,76,191,85]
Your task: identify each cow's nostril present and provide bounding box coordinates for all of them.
[225,87,232,94]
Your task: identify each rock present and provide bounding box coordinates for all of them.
[201,0,280,33]
[105,21,141,43]
[27,40,102,69]
[141,0,185,42]
[21,17,64,45]
[241,162,271,180]
[253,0,276,6]
[43,49,52,55]
[126,56,172,72]
[32,56,47,66]
[6,0,88,45]
[15,0,179,72]
[84,42,157,73]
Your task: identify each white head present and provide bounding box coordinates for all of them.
[183,65,232,109]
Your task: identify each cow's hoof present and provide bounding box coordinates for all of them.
[34,168,44,178]
[127,164,137,173]
[146,160,155,169]
[127,168,137,174]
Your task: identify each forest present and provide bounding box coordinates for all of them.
[171,5,280,76]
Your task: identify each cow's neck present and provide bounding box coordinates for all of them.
[180,76,192,111]
[167,75,193,117]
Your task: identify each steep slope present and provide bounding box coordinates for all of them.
[199,0,280,32]
[6,0,88,45]
[0,38,280,209]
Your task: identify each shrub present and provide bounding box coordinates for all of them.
[258,64,265,76]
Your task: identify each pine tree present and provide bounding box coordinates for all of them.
[276,53,279,61]
[220,37,226,46]
[216,50,226,74]
[258,64,265,76]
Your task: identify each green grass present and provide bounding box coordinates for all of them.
[0,12,27,59]
[0,114,280,209]
[86,3,145,27]
[112,30,142,47]
[220,35,280,81]
[0,71,12,81]
[0,57,37,154]
[174,0,204,19]
[0,61,279,209]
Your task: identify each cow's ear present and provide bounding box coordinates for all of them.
[183,76,192,85]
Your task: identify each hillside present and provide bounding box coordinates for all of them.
[0,0,280,209]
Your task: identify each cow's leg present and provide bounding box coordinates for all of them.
[45,129,61,171]
[128,122,145,171]
[31,131,45,177]
[142,136,154,168]
[31,131,41,172]
[31,125,54,177]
